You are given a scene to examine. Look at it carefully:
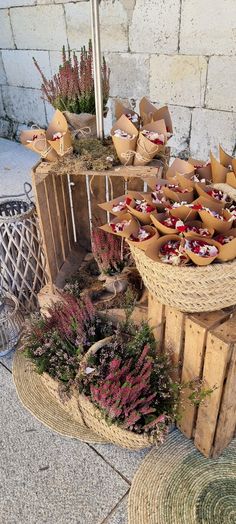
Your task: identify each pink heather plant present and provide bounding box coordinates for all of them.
[91,227,124,275]
[33,41,110,115]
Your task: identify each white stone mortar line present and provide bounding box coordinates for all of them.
[8,7,17,49]
[177,0,183,53]
[202,56,210,108]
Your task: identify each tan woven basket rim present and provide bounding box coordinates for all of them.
[0,199,35,223]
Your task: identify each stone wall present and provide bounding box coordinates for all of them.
[0,0,236,159]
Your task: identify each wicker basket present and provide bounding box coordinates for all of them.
[0,292,24,356]
[129,244,236,312]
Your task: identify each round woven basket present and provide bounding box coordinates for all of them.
[129,244,236,312]
[78,338,155,450]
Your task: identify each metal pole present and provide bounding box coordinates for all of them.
[90,0,104,140]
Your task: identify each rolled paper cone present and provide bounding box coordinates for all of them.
[163,186,194,204]
[232,158,236,174]
[188,157,205,167]
[195,196,224,213]
[144,177,167,191]
[111,114,138,165]
[169,205,198,222]
[127,225,159,251]
[210,151,228,183]
[139,97,173,133]
[46,109,72,157]
[184,237,221,266]
[98,195,135,216]
[166,158,195,180]
[176,173,195,189]
[183,220,214,239]
[219,144,233,168]
[226,171,236,189]
[141,119,168,144]
[63,111,97,137]
[141,191,168,212]
[133,133,159,166]
[216,228,236,262]
[115,100,140,129]
[100,212,140,238]
[20,129,59,162]
[199,208,233,233]
[126,200,155,225]
[145,234,188,264]
[187,157,212,181]
[194,183,227,208]
[150,212,178,235]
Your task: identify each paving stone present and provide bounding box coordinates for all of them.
[0,9,14,49]
[150,55,207,108]
[129,0,179,54]
[206,56,236,112]
[91,443,149,482]
[10,4,67,50]
[0,119,12,139]
[0,349,15,371]
[105,495,128,524]
[0,52,7,85]
[180,0,236,56]
[1,86,46,127]
[65,1,128,53]
[0,137,37,195]
[2,50,51,89]
[107,53,149,99]
[0,88,5,118]
[0,366,129,524]
[190,108,236,160]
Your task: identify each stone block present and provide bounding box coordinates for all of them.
[129,0,179,54]
[1,0,36,6]
[2,86,46,127]
[180,0,236,55]
[10,5,67,50]
[190,108,236,160]
[65,1,128,52]
[150,55,207,107]
[168,105,192,157]
[0,119,11,139]
[206,56,236,112]
[0,53,7,85]
[0,88,5,117]
[0,9,14,49]
[2,50,51,89]
[107,52,149,98]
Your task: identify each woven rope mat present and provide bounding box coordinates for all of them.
[129,430,236,524]
[13,351,107,444]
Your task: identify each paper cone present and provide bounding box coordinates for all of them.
[232,159,236,174]
[127,225,159,251]
[226,171,236,189]
[63,111,97,138]
[126,199,156,225]
[145,235,188,264]
[139,97,173,133]
[100,213,140,238]
[166,158,195,180]
[115,100,140,129]
[210,151,228,183]
[133,132,159,166]
[194,183,228,208]
[199,208,233,233]
[215,228,236,261]
[111,114,138,165]
[176,173,195,190]
[98,192,143,216]
[169,205,198,222]
[184,237,221,266]
[219,145,233,168]
[183,220,214,239]
[195,196,224,213]
[141,191,168,212]
[144,177,167,191]
[46,109,72,157]
[20,129,59,162]
[150,212,179,235]
[188,157,212,181]
[163,186,194,204]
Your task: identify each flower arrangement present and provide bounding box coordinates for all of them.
[91,227,125,276]
[33,42,110,115]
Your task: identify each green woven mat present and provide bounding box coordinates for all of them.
[129,430,236,524]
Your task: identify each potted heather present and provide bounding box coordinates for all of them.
[33,41,110,137]
[91,227,129,294]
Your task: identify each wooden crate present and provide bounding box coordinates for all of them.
[31,160,160,286]
[148,294,236,458]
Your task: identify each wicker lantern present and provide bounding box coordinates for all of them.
[0,291,24,356]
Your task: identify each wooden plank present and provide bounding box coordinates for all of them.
[52,175,69,260]
[212,315,236,457]
[61,175,75,251]
[71,174,91,251]
[148,294,165,350]
[44,175,64,271]
[31,171,58,282]
[178,311,230,439]
[163,306,186,380]
[89,173,107,227]
[194,327,232,457]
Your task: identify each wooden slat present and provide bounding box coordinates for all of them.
[52,175,69,259]
[89,174,107,227]
[194,328,232,457]
[148,294,165,349]
[163,306,186,380]
[127,175,145,193]
[44,175,64,271]
[71,174,91,251]
[61,175,75,251]
[178,311,229,439]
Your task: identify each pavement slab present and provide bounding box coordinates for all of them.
[0,138,37,197]
[91,443,149,483]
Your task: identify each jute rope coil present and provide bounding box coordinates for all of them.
[129,244,236,312]
[12,351,107,444]
[129,430,236,524]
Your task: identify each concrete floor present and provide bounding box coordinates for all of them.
[0,138,148,524]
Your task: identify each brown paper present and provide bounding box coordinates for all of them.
[219,145,233,168]
[216,228,236,262]
[199,208,233,233]
[183,220,214,239]
[226,171,236,189]
[111,114,139,165]
[144,177,167,191]
[139,97,173,133]
[20,129,59,162]
[210,151,228,183]
[100,212,140,238]
[115,100,140,129]
[63,111,97,138]
[46,109,72,157]
[166,158,195,180]
[163,186,194,204]
[176,173,195,189]
[133,119,168,166]
[126,199,156,225]
[145,234,188,264]
[169,204,198,222]
[150,212,179,235]
[194,183,227,208]
[196,196,224,213]
[188,157,212,181]
[127,225,159,251]
[98,193,142,216]
[184,237,221,266]
[140,191,168,212]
